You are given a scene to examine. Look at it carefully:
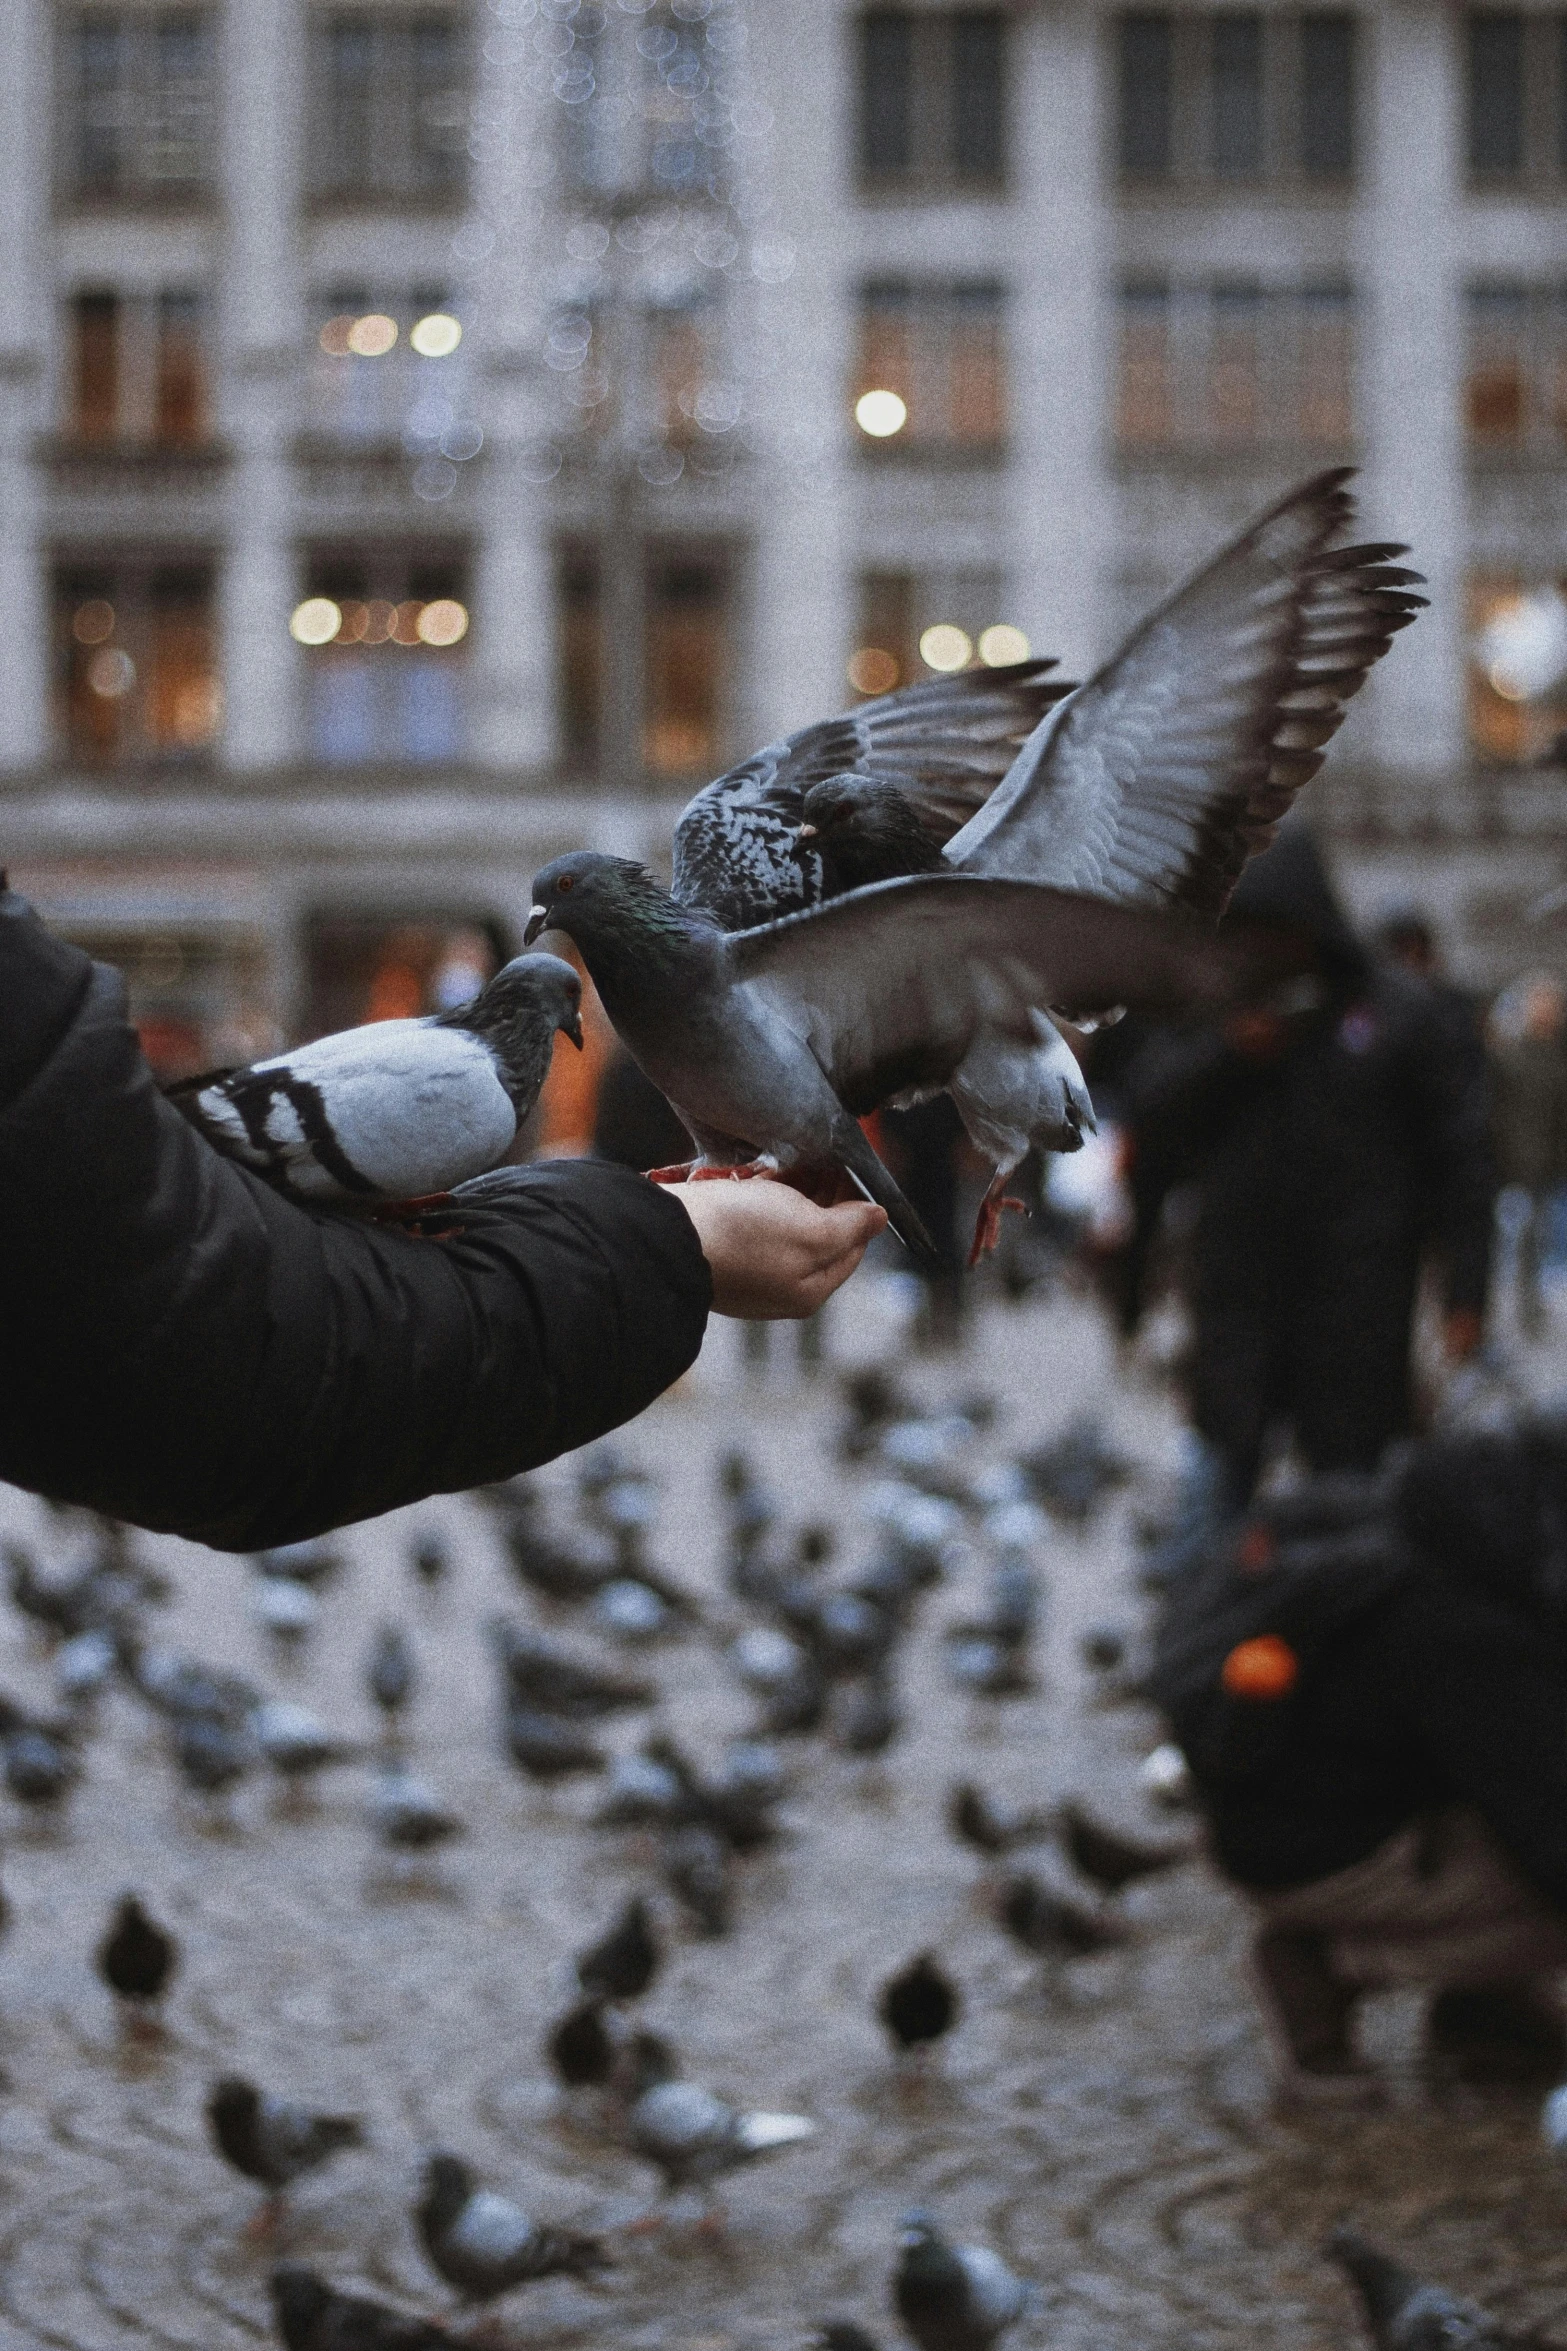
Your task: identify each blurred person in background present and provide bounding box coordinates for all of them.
[1104,824,1495,1558]
[1487,971,1567,1338]
[880,1097,969,1350]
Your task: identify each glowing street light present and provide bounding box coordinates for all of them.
[920,623,972,673]
[855,388,908,438]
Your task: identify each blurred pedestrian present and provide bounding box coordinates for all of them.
[1487,970,1567,1337]
[880,1097,967,1349]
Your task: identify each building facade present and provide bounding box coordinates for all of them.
[3,0,1566,1079]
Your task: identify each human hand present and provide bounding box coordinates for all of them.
[666,1177,887,1319]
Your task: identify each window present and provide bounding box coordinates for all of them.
[59,8,215,201]
[853,280,1007,458]
[306,288,467,446]
[858,11,1006,192]
[848,569,1016,697]
[1465,285,1567,452]
[1114,279,1355,453]
[308,9,470,204]
[1114,10,1356,187]
[1469,576,1567,764]
[557,545,602,768]
[55,561,219,764]
[1464,12,1567,185]
[299,553,470,764]
[63,289,210,446]
[555,541,730,778]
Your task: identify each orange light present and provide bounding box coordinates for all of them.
[364,962,424,1023]
[847,646,898,695]
[1220,1635,1299,1700]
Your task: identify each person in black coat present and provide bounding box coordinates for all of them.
[0,883,882,1549]
[1106,825,1495,1510]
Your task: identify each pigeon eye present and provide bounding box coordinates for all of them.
[557,875,575,895]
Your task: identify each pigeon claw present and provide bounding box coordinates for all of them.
[644,1162,698,1185]
[968,1185,1027,1267]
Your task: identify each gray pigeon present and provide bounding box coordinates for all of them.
[206,2075,364,2219]
[894,2213,1033,2351]
[368,1761,463,1854]
[167,953,583,1203]
[523,855,1259,1261]
[271,2264,455,2351]
[414,2152,606,2306]
[1326,2229,1539,2350]
[368,1623,415,1729]
[628,2075,814,2200]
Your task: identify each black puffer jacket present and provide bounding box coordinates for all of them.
[0,886,711,1549]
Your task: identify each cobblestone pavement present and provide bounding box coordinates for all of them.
[2,1275,1567,2350]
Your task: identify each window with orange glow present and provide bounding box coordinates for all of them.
[1468,574,1567,766]
[64,288,210,446]
[1115,282,1172,448]
[854,280,1006,459]
[1465,285,1567,453]
[644,557,728,779]
[55,562,219,765]
[1114,278,1354,454]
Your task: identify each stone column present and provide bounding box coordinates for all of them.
[1352,0,1465,806]
[0,0,51,770]
[743,0,853,747]
[1009,0,1112,681]
[217,0,302,770]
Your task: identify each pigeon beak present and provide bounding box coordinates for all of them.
[523,905,549,947]
[564,1012,585,1051]
[794,823,818,843]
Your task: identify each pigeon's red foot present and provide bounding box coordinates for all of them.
[968,1181,1026,1268]
[644,1162,697,1185]
[646,1158,777,1185]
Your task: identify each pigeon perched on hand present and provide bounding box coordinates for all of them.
[576,1895,660,2003]
[1326,2228,1535,2350]
[894,2213,1033,2351]
[167,953,583,1203]
[878,1952,959,2057]
[271,2265,455,2351]
[415,2152,606,2306]
[206,2076,364,2222]
[97,1893,178,2027]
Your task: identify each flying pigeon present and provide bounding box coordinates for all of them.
[97,1893,178,2028]
[532,471,1421,1260]
[893,2213,1034,2351]
[878,1952,960,2056]
[628,2074,815,2201]
[1326,2228,1534,2350]
[414,2152,606,2306]
[206,2075,364,2223]
[167,953,583,1203]
[576,1895,660,2003]
[272,2265,455,2351]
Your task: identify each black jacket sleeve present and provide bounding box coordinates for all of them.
[0,888,711,1549]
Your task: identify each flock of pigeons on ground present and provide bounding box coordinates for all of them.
[0,1362,1539,2347]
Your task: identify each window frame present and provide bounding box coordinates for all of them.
[1113,8,1358,195]
[856,8,1009,199]
[304,3,472,212]
[56,3,217,210]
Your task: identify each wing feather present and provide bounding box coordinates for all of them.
[726,875,1257,1117]
[946,468,1426,917]
[671,662,1071,931]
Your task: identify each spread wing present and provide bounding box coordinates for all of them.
[946,468,1425,917]
[726,876,1261,1116]
[671,661,1071,931]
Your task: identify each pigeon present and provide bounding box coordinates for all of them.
[593,1746,688,1829]
[410,1536,448,1588]
[253,1700,359,1790]
[545,1998,617,2091]
[1017,1415,1132,1527]
[817,2328,884,2351]
[97,1893,178,2022]
[663,1822,732,1937]
[367,1762,463,1854]
[367,1624,415,1730]
[272,2264,455,2351]
[576,1895,660,2002]
[171,1709,252,1801]
[894,2213,1033,2351]
[1058,1799,1192,1895]
[524,852,1256,1263]
[414,2152,606,2305]
[1079,1626,1127,1673]
[837,1666,901,1756]
[628,2075,815,2200]
[592,1578,672,1640]
[1326,2228,1537,2350]
[206,2076,365,2217]
[253,1575,320,1644]
[503,1703,604,1782]
[4,1724,79,1808]
[878,1952,960,2056]
[488,1622,654,1717]
[54,1625,118,1709]
[167,953,583,1203]
[253,1538,343,1588]
[997,1867,1131,1960]
[947,1780,1051,1859]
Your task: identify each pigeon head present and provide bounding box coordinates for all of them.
[525,853,708,999]
[420,2150,477,2233]
[449,952,583,1053]
[796,776,946,893]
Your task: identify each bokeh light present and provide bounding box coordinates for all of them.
[1480,591,1567,702]
[87,647,136,698]
[72,599,116,645]
[289,597,342,646]
[920,623,973,673]
[390,602,423,647]
[318,315,356,357]
[847,646,899,695]
[855,388,908,438]
[410,313,462,358]
[346,313,398,358]
[978,623,1031,667]
[417,599,470,647]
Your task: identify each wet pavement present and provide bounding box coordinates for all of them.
[1,1274,1567,2349]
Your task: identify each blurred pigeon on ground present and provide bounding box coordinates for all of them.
[415,2152,606,2306]
[1017,1415,1133,1528]
[252,1575,319,1645]
[1327,2228,1536,2350]
[54,1625,117,1710]
[545,1998,617,2091]
[503,1703,604,1782]
[663,1822,732,1937]
[489,1621,654,1717]
[367,1624,415,1733]
[894,2213,1033,2351]
[576,1895,660,2002]
[997,1867,1131,1960]
[593,1746,687,1830]
[628,2073,815,2203]
[1079,1626,1127,1673]
[271,2264,455,2351]
[837,1667,901,1756]
[5,1724,79,1810]
[167,953,583,1203]
[878,1953,959,2057]
[367,1762,463,1855]
[97,1893,178,2028]
[207,2076,364,2222]
[253,1539,343,1588]
[253,1700,359,1792]
[1059,1799,1193,1895]
[838,1366,912,1461]
[946,1780,1051,1859]
[592,1578,673,1641]
[817,2327,884,2351]
[172,1709,252,1803]
[410,1536,448,1589]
